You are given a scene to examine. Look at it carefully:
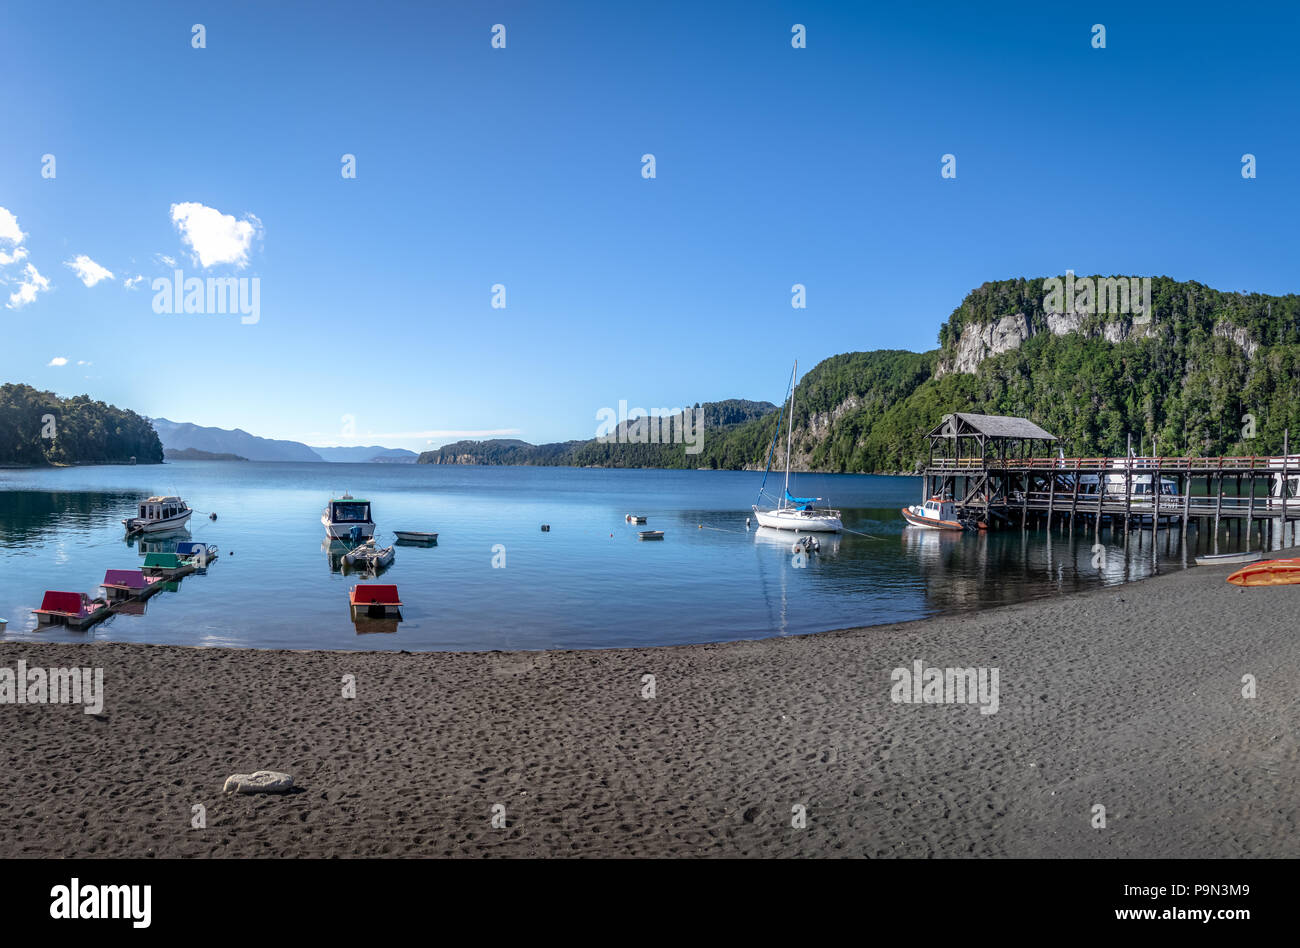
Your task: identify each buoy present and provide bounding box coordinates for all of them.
[541,524,550,532]
[698,524,703,529]
[209,512,217,520]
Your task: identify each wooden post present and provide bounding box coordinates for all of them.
[1283,429,1290,543]
[1125,458,1132,532]
[1181,464,1191,539]
[1213,458,1223,554]
[1246,466,1256,550]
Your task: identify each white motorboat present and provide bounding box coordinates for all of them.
[751,360,843,533]
[123,496,192,535]
[901,496,965,530]
[322,494,376,540]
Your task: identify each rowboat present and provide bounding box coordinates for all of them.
[638,530,665,540]
[393,530,437,543]
[1227,558,1300,587]
[1194,550,1262,567]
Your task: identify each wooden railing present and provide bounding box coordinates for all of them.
[927,455,1298,473]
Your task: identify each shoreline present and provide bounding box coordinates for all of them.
[3,552,1297,857]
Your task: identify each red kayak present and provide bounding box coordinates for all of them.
[1226,558,1300,587]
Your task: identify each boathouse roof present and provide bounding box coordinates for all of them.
[929,412,1057,441]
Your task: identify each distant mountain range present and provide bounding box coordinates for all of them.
[149,418,417,463]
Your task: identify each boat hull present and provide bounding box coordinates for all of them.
[752,506,842,533]
[1227,558,1300,587]
[900,507,965,531]
[1195,550,1263,567]
[124,511,192,534]
[323,515,376,540]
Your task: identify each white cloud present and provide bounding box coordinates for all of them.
[0,246,27,265]
[65,254,114,287]
[47,356,68,367]
[76,360,92,366]
[156,254,176,268]
[123,274,145,289]
[6,263,51,309]
[0,207,24,245]
[170,202,261,268]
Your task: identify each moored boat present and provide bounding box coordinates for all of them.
[322,494,376,540]
[1195,550,1263,567]
[33,591,112,629]
[393,530,437,543]
[123,496,192,535]
[343,538,395,570]
[901,497,966,531]
[752,361,843,533]
[638,530,665,540]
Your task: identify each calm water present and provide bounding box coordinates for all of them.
[0,461,1210,651]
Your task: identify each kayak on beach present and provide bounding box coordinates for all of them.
[1226,558,1300,587]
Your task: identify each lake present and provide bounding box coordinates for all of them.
[0,461,1208,651]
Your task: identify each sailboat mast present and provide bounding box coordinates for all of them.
[783,360,796,506]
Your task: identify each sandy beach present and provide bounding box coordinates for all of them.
[2,554,1296,858]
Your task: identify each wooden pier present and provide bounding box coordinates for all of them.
[922,413,1300,551]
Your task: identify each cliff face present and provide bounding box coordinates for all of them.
[936,310,1256,377]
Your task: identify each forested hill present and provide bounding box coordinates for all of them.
[0,383,163,466]
[418,276,1300,474]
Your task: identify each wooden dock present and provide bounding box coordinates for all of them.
[921,413,1300,551]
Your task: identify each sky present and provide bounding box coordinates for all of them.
[2,0,1298,451]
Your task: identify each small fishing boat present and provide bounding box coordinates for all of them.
[344,538,396,571]
[901,497,966,531]
[752,361,843,533]
[322,494,376,540]
[349,583,402,620]
[1227,558,1300,587]
[123,496,192,535]
[33,591,112,629]
[638,530,665,540]
[1195,550,1263,567]
[393,530,437,543]
[625,515,647,524]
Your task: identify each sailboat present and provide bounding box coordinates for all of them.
[751,360,843,532]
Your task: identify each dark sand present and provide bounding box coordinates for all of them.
[2,555,1297,858]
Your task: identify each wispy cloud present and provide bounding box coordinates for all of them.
[0,246,27,266]
[6,263,51,309]
[170,202,262,268]
[0,207,24,245]
[65,254,114,287]
[123,274,145,289]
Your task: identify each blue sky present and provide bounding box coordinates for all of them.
[2,0,1297,450]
